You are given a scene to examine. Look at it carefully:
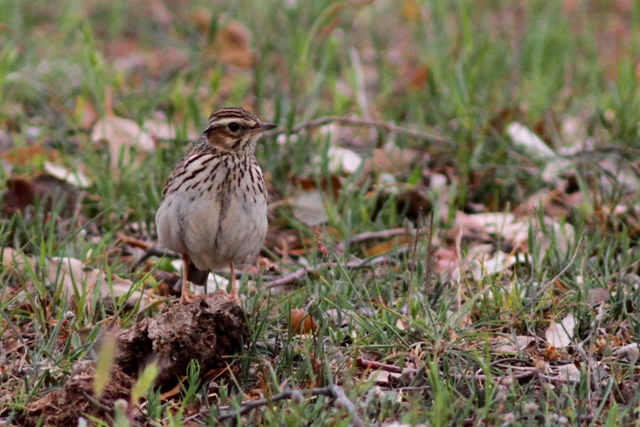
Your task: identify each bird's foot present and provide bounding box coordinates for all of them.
[179,280,197,304]
[179,290,197,304]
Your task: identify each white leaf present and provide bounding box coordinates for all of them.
[142,119,177,140]
[613,343,639,365]
[44,161,92,188]
[49,257,148,307]
[506,122,557,161]
[292,188,328,226]
[545,313,575,348]
[554,363,581,381]
[91,115,156,167]
[326,146,362,174]
[493,336,535,354]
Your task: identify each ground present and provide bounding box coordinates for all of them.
[1,1,640,426]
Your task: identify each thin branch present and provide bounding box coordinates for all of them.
[346,227,429,245]
[407,216,421,307]
[266,116,450,143]
[218,385,364,427]
[263,255,396,289]
[567,145,640,159]
[424,211,435,299]
[356,357,571,385]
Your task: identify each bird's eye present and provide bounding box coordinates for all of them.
[227,122,240,132]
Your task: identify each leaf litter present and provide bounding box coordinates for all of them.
[3,2,640,426]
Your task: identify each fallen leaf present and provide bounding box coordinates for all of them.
[545,314,575,349]
[493,336,536,354]
[506,122,556,161]
[554,363,581,382]
[0,145,60,166]
[142,118,177,141]
[370,143,420,174]
[289,176,342,226]
[214,21,254,67]
[2,248,148,308]
[364,235,414,257]
[506,122,572,182]
[91,114,155,168]
[587,288,610,306]
[44,161,92,188]
[4,174,77,215]
[613,343,639,365]
[292,187,328,226]
[319,146,362,174]
[469,250,516,280]
[289,308,318,335]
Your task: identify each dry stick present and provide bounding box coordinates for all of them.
[356,358,570,385]
[263,255,396,289]
[218,385,365,427]
[406,217,422,308]
[267,116,450,143]
[424,211,435,300]
[346,227,430,245]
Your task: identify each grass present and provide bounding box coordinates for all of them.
[2,0,640,425]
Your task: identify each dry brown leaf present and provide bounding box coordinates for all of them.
[370,143,420,174]
[215,21,254,67]
[363,235,414,257]
[1,145,60,166]
[4,174,77,215]
[402,0,422,22]
[289,308,318,335]
[91,115,155,168]
[192,8,213,34]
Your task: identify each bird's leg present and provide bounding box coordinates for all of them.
[228,262,241,305]
[180,253,196,304]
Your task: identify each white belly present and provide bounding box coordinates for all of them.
[155,173,267,271]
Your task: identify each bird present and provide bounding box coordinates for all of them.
[155,107,276,303]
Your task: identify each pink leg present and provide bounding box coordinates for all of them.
[229,262,240,304]
[180,254,196,304]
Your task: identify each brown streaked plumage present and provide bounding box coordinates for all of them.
[156,107,276,303]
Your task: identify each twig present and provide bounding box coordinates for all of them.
[346,227,430,245]
[568,145,640,159]
[424,211,435,299]
[356,358,416,375]
[266,116,450,144]
[407,216,421,307]
[263,255,395,289]
[218,385,364,427]
[131,245,180,270]
[356,357,564,385]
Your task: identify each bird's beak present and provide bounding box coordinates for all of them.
[254,122,277,133]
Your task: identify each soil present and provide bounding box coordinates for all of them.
[18,292,248,427]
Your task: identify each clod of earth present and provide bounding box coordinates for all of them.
[19,292,247,427]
